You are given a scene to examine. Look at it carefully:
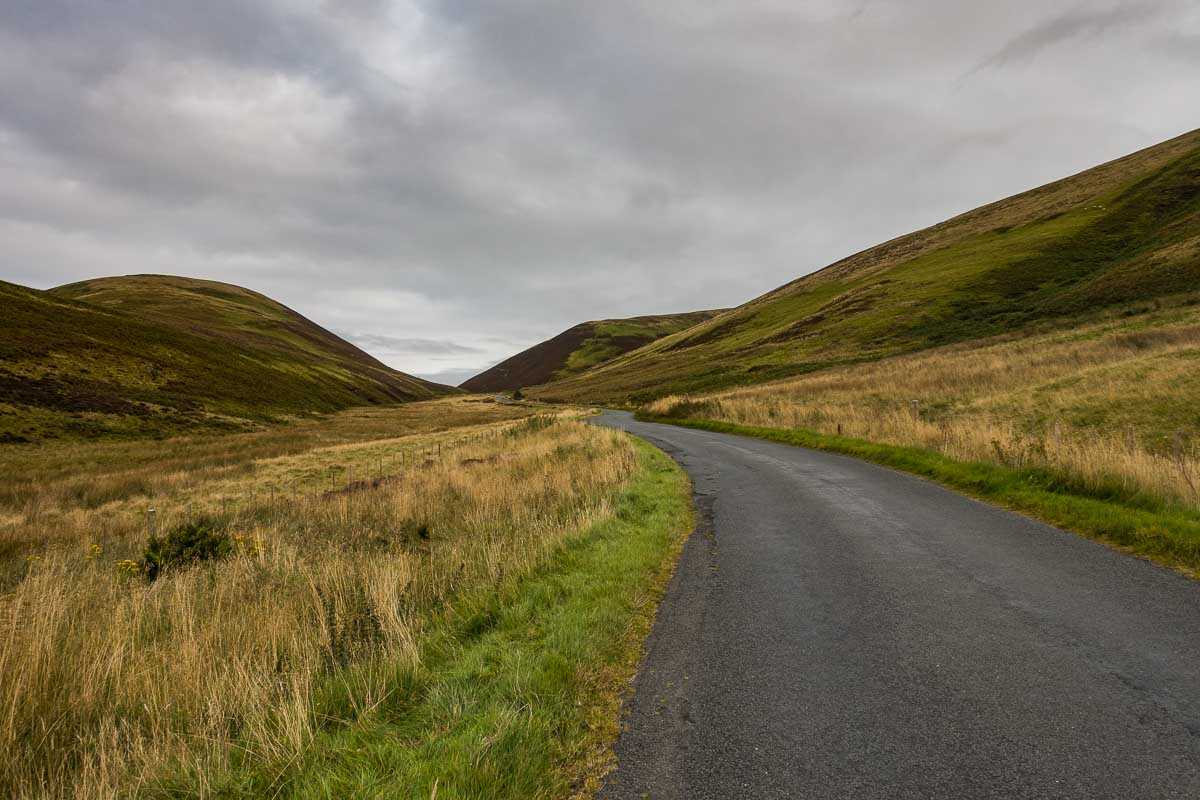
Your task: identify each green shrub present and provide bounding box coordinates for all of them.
[142,517,233,581]
[508,415,556,437]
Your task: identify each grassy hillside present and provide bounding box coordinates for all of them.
[460,310,724,392]
[1,275,451,440]
[534,128,1200,403]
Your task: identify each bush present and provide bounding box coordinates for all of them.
[508,415,556,437]
[142,517,233,581]
[511,387,524,400]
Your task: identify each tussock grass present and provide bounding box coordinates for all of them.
[206,440,691,799]
[0,399,651,798]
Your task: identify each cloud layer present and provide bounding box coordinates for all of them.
[2,0,1197,382]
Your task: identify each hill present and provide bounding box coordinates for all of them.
[0,274,452,440]
[460,310,724,392]
[532,128,1200,404]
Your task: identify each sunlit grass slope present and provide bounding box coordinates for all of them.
[461,310,723,393]
[1,274,452,440]
[535,128,1200,403]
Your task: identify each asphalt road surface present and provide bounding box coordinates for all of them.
[591,411,1200,800]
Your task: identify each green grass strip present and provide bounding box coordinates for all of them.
[185,439,691,800]
[639,414,1200,577]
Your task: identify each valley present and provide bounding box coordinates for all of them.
[3,127,1199,798]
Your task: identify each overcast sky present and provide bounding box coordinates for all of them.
[2,1,1197,385]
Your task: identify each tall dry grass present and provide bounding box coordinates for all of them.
[649,308,1200,509]
[0,398,540,575]
[0,413,634,798]
[0,397,533,532]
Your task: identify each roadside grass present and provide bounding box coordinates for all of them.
[179,439,691,799]
[642,303,1200,519]
[641,415,1200,576]
[1,403,677,798]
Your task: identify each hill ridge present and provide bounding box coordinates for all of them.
[1,274,452,440]
[461,310,725,393]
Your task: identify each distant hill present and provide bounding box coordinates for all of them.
[461,311,725,393]
[533,128,1200,404]
[0,274,453,440]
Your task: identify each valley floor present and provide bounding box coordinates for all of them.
[0,397,691,798]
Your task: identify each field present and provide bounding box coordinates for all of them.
[647,301,1200,570]
[0,396,692,798]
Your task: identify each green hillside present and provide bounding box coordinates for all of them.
[533,128,1200,403]
[460,310,724,392]
[0,275,452,440]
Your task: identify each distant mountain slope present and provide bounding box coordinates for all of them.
[533,128,1200,404]
[461,311,725,392]
[0,274,452,440]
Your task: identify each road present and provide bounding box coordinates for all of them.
[591,411,1200,799]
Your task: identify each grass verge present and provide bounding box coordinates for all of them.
[169,438,692,799]
[640,415,1200,577]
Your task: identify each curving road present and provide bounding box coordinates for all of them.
[592,411,1200,800]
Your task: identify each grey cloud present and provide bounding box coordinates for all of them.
[970,2,1168,73]
[417,366,494,388]
[340,333,485,357]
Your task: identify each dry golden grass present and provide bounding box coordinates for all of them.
[0,397,536,563]
[0,399,636,798]
[649,305,1200,510]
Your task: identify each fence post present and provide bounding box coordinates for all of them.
[147,507,157,538]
